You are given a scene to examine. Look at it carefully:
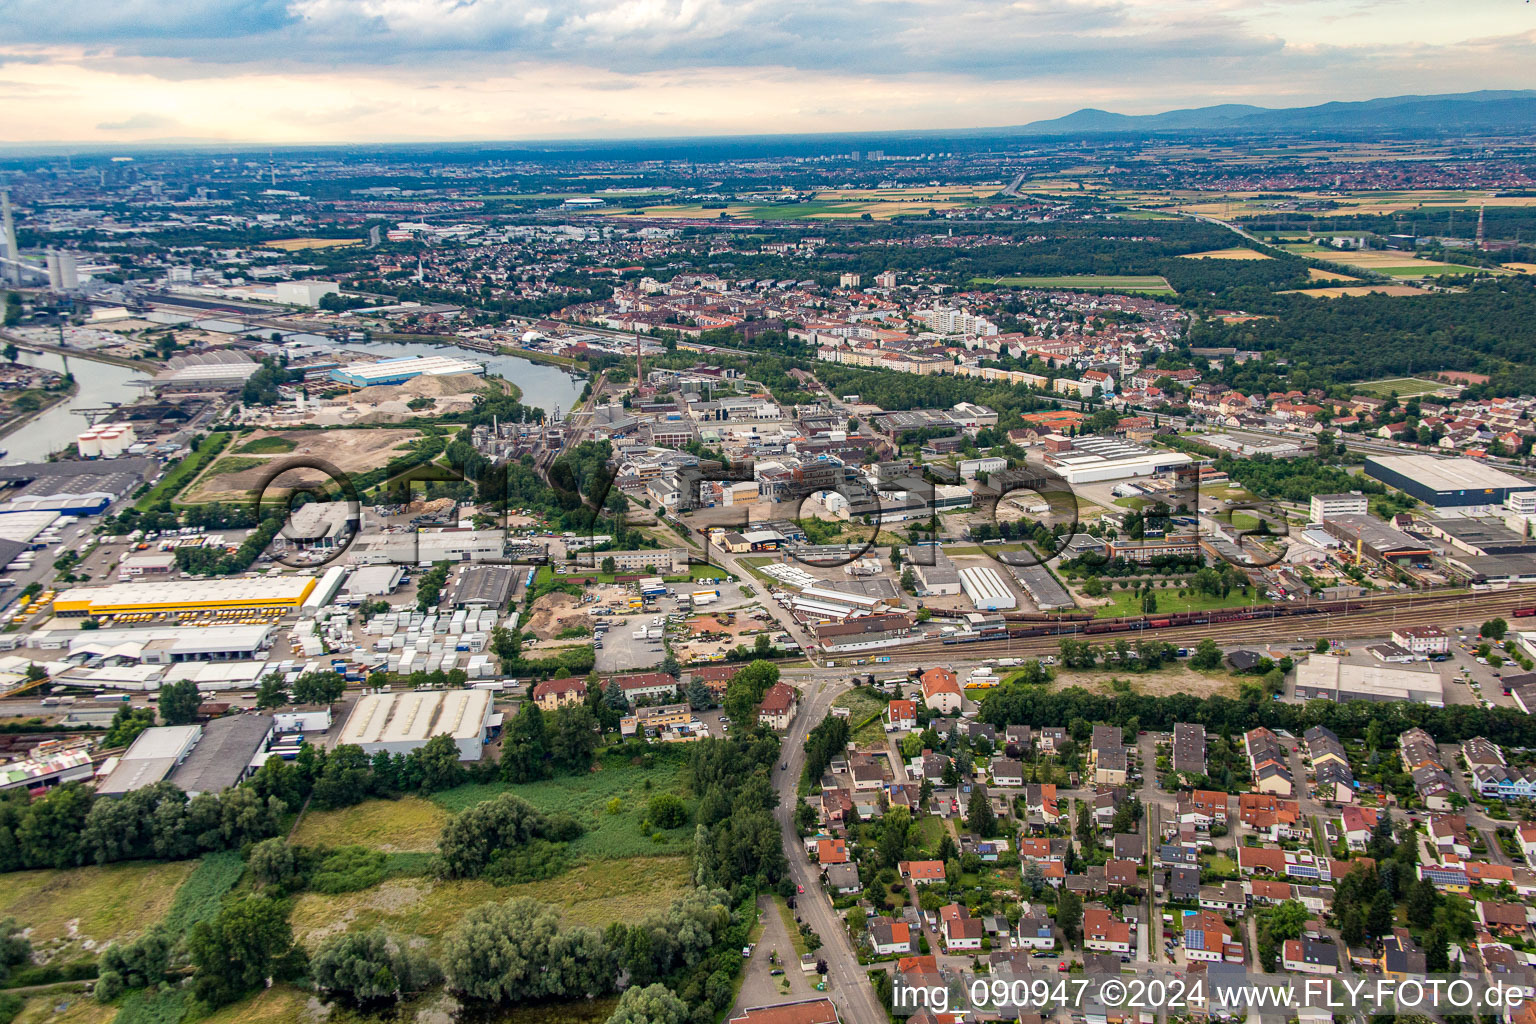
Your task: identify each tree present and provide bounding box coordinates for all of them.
[879,807,911,869]
[966,793,996,838]
[1424,926,1451,973]
[158,679,202,726]
[254,673,288,709]
[604,680,628,712]
[648,793,689,830]
[685,679,713,709]
[0,919,30,985]
[502,704,549,783]
[93,926,170,1002]
[605,982,690,1024]
[1314,638,1330,654]
[1057,889,1083,946]
[291,670,345,706]
[310,928,441,1005]
[187,895,297,1008]
[600,556,617,574]
[549,704,599,773]
[1189,639,1222,671]
[1407,876,1440,922]
[723,660,779,726]
[441,897,614,1003]
[247,837,300,891]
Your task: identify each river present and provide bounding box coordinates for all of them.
[1,338,584,463]
[3,349,149,463]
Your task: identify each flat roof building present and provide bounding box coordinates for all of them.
[1365,455,1536,510]
[338,689,495,760]
[958,566,1017,611]
[1320,514,1432,566]
[331,355,484,388]
[53,577,318,617]
[1042,435,1192,485]
[1294,654,1444,707]
[96,724,202,796]
[169,714,275,796]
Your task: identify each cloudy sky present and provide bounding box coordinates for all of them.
[0,0,1531,144]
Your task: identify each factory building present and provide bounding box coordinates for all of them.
[1294,655,1444,707]
[1041,435,1193,485]
[1320,515,1432,566]
[1365,455,1536,511]
[280,502,360,551]
[330,355,485,388]
[1423,519,1536,558]
[337,689,496,760]
[168,714,276,796]
[1309,493,1368,523]
[346,529,506,565]
[52,577,318,617]
[0,459,156,517]
[958,566,1017,611]
[1007,561,1076,612]
[96,725,203,796]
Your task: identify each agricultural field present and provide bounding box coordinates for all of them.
[0,859,197,947]
[261,237,363,250]
[430,748,696,860]
[291,795,448,853]
[181,427,423,503]
[1306,267,1358,281]
[1288,285,1428,298]
[1178,247,1272,260]
[970,274,1175,294]
[1504,263,1536,274]
[289,857,692,949]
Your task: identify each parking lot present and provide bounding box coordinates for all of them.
[593,612,669,672]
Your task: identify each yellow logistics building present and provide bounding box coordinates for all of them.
[52,577,318,617]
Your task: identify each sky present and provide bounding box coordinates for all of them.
[0,0,1531,145]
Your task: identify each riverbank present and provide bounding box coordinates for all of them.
[5,339,161,372]
[497,345,585,369]
[0,381,79,446]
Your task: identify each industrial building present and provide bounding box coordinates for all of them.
[958,566,1017,611]
[1320,515,1432,566]
[168,714,276,796]
[96,724,203,796]
[346,529,506,565]
[450,565,516,609]
[149,352,261,393]
[1006,561,1076,611]
[0,459,156,517]
[276,280,341,306]
[912,545,961,596]
[1294,654,1444,706]
[337,689,496,760]
[76,423,137,459]
[338,566,404,603]
[1365,455,1536,511]
[66,623,273,665]
[1040,435,1192,485]
[280,502,360,551]
[1309,493,1369,523]
[52,577,318,617]
[330,355,485,388]
[1423,518,1536,558]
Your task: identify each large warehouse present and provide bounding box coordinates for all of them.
[1294,654,1444,707]
[1365,455,1536,511]
[52,576,318,617]
[331,355,484,388]
[1041,435,1192,485]
[337,689,496,760]
[958,566,1017,611]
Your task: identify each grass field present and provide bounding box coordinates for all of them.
[0,860,198,946]
[833,687,891,746]
[13,994,116,1024]
[235,435,298,454]
[289,856,692,950]
[161,852,245,934]
[132,431,230,511]
[972,275,1175,294]
[1088,587,1262,620]
[1351,376,1458,399]
[430,749,695,860]
[292,795,447,853]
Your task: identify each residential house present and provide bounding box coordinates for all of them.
[900,860,947,884]
[992,758,1025,787]
[869,917,915,957]
[825,863,862,894]
[885,699,918,732]
[1083,906,1132,955]
[757,682,798,730]
[920,668,963,715]
[1173,722,1208,776]
[816,838,849,865]
[531,676,587,711]
[1184,910,1242,963]
[1245,727,1293,796]
[1282,938,1340,975]
[940,903,985,952]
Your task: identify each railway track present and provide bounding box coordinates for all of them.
[882,588,1536,662]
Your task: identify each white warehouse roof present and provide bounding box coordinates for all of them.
[958,566,1017,611]
[339,689,492,747]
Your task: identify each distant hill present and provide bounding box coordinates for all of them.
[1009,90,1536,135]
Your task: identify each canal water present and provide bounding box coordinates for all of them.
[2,339,584,463]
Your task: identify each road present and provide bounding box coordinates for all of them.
[766,676,889,1024]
